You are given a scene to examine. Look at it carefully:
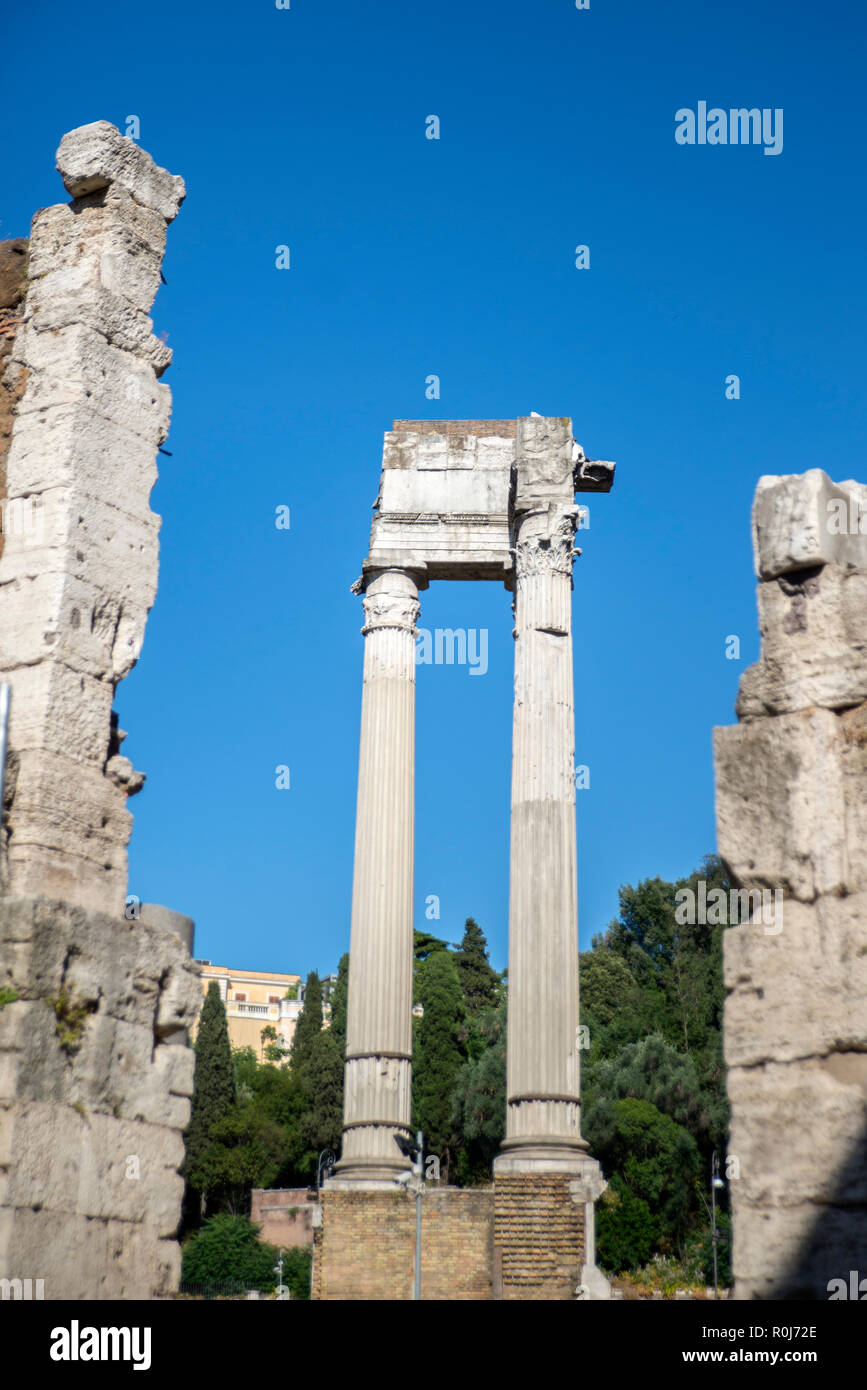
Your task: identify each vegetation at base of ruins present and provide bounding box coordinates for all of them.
[180,872,730,1279]
[181,968,345,1232]
[582,854,732,1280]
[180,1214,313,1295]
[0,986,19,1009]
[445,860,731,1280]
[412,948,466,1179]
[49,988,96,1053]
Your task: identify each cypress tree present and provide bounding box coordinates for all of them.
[184,981,235,1215]
[291,971,322,1087]
[412,950,466,1176]
[455,917,500,1017]
[300,1028,345,1166]
[330,953,349,1057]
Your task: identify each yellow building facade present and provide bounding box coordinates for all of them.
[194,962,303,1061]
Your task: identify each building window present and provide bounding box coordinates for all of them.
[268,995,280,1004]
[234,992,247,1002]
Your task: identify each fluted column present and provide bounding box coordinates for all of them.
[331,568,419,1185]
[495,505,589,1170]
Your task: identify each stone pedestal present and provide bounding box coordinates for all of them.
[333,569,420,1186]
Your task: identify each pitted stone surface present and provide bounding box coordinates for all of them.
[56,121,185,222]
[714,468,867,1299]
[0,128,192,1303]
[0,895,199,1298]
[0,123,181,912]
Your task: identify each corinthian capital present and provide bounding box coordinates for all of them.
[514,506,582,580]
[359,570,420,634]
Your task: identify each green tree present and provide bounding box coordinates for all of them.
[412,949,466,1177]
[585,1097,701,1256]
[596,1186,658,1273]
[191,1104,289,1216]
[260,1024,289,1064]
[184,982,235,1219]
[583,1033,715,1148]
[283,1246,313,1301]
[299,1028,344,1173]
[181,1214,279,1290]
[449,1003,506,1184]
[291,971,322,1085]
[329,953,349,1057]
[455,918,500,1020]
[413,928,450,962]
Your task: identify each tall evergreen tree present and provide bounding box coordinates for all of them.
[184,982,235,1218]
[455,917,500,1017]
[330,953,349,1057]
[291,971,322,1086]
[413,928,450,962]
[300,1029,345,1170]
[412,950,466,1177]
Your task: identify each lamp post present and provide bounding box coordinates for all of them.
[317,1147,336,1196]
[711,1150,725,1299]
[395,1130,424,1301]
[273,1252,288,1300]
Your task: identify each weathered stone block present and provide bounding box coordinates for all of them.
[752,469,867,580]
[56,121,185,224]
[13,321,172,445]
[714,708,851,900]
[724,894,867,1066]
[737,565,867,716]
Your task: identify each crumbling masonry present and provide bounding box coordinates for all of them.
[714,469,867,1299]
[0,124,199,1299]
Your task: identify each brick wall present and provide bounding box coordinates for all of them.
[313,1187,495,1301]
[250,1188,315,1250]
[392,419,517,437]
[494,1174,585,1300]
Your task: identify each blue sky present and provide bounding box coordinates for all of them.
[3,0,865,977]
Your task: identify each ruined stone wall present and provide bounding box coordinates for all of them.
[714,469,867,1299]
[0,899,199,1298]
[0,122,184,912]
[0,124,199,1300]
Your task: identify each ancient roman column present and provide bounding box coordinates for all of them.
[495,504,589,1170]
[331,568,419,1185]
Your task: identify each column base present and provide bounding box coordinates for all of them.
[327,1158,410,1190]
[493,1136,590,1176]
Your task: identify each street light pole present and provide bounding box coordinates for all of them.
[317,1147,336,1197]
[413,1130,423,1303]
[711,1150,724,1299]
